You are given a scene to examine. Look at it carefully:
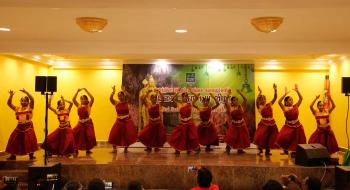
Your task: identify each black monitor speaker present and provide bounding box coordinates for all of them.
[295,144,330,166]
[342,77,350,94]
[28,163,61,190]
[335,166,350,190]
[35,76,57,93]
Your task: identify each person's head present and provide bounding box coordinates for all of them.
[202,97,210,107]
[20,96,29,107]
[181,92,189,103]
[257,95,267,107]
[230,96,238,106]
[80,95,89,105]
[118,91,126,102]
[57,100,66,110]
[127,180,143,190]
[63,181,83,190]
[317,101,325,112]
[284,96,293,106]
[150,93,157,104]
[87,178,105,190]
[263,180,283,190]
[302,176,321,190]
[197,167,213,188]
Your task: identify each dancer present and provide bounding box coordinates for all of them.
[192,93,220,152]
[276,84,306,156]
[253,84,279,156]
[6,89,38,160]
[72,88,96,155]
[108,86,137,153]
[138,89,167,152]
[224,89,250,154]
[43,95,75,156]
[168,87,200,154]
[309,94,339,154]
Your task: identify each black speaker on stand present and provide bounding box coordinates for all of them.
[295,144,330,166]
[29,76,61,190]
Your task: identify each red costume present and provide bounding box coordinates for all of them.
[276,106,306,151]
[253,103,279,149]
[73,106,97,150]
[108,102,137,146]
[43,110,75,155]
[6,108,38,155]
[197,107,219,145]
[138,104,167,148]
[168,103,199,151]
[224,106,250,149]
[191,184,220,190]
[308,112,339,154]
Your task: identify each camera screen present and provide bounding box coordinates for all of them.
[104,181,112,189]
[3,176,18,184]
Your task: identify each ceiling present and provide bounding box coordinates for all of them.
[1,0,350,60]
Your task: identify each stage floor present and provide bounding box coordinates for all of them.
[0,143,341,190]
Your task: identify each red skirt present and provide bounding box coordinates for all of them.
[138,120,167,148]
[43,123,75,155]
[73,119,97,150]
[224,123,250,149]
[253,120,279,149]
[108,118,137,147]
[168,121,199,151]
[309,126,339,154]
[276,124,306,151]
[197,122,219,146]
[6,122,38,155]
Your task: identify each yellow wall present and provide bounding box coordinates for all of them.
[329,59,350,149]
[1,55,349,151]
[0,56,48,150]
[47,68,123,142]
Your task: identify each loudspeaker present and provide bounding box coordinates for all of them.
[28,163,61,190]
[35,76,57,93]
[342,77,350,94]
[295,144,330,166]
[335,166,350,190]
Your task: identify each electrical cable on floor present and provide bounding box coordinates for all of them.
[320,162,327,182]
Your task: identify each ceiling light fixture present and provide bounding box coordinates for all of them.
[327,54,337,57]
[0,27,11,32]
[251,17,283,33]
[76,17,108,33]
[175,29,188,33]
[32,55,41,60]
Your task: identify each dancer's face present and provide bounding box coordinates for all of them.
[118,92,126,102]
[259,96,266,106]
[150,94,157,104]
[80,96,89,105]
[286,97,293,106]
[203,99,210,107]
[58,100,66,110]
[231,97,238,106]
[20,97,29,107]
[182,93,189,103]
[317,101,325,111]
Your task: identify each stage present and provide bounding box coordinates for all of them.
[0,143,339,190]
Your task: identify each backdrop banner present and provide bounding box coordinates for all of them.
[122,64,255,140]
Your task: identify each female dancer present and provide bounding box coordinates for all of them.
[108,86,137,153]
[276,84,306,155]
[6,89,38,160]
[224,89,250,154]
[192,93,220,152]
[168,87,200,154]
[138,89,167,152]
[72,88,96,155]
[309,94,338,154]
[44,96,75,156]
[253,84,279,156]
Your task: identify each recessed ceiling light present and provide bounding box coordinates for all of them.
[266,60,279,65]
[317,58,327,61]
[175,29,188,33]
[32,55,41,60]
[42,54,52,57]
[271,30,277,33]
[327,54,337,57]
[15,54,21,57]
[0,27,11,32]
[48,60,55,65]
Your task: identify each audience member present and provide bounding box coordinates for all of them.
[262,180,283,190]
[87,178,105,190]
[302,176,321,190]
[63,181,83,190]
[127,180,144,190]
[191,167,219,190]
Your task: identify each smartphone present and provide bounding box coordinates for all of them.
[187,166,198,173]
[104,181,113,189]
[3,176,18,184]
